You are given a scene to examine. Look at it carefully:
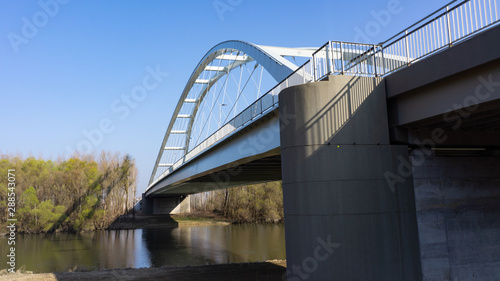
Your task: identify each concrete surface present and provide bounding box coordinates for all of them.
[280,75,422,280]
[411,150,500,281]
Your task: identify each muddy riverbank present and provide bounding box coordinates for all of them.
[0,260,287,281]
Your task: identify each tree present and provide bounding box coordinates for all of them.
[190,181,284,223]
[18,186,39,232]
[1,152,138,233]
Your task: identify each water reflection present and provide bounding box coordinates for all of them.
[0,224,285,273]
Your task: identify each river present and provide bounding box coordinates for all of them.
[1,224,285,273]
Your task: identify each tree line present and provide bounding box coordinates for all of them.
[0,152,137,233]
[190,181,284,223]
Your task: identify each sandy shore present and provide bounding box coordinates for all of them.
[0,260,286,281]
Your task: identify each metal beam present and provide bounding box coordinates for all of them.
[205,65,225,71]
[194,79,210,84]
[258,45,318,57]
[216,54,248,61]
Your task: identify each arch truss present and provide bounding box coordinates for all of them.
[148,41,317,187]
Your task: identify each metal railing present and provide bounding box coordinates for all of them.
[380,0,499,75]
[313,41,383,80]
[149,0,500,188]
[311,0,500,79]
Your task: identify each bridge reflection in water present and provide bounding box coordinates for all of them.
[3,224,285,273]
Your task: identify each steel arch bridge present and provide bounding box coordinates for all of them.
[148,40,317,189]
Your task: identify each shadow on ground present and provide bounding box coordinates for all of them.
[1,261,286,281]
[107,214,179,230]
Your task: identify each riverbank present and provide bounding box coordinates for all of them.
[1,210,285,236]
[0,212,230,236]
[107,211,231,230]
[0,260,286,281]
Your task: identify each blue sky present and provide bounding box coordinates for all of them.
[1,0,451,196]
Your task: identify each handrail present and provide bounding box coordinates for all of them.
[380,0,463,45]
[380,0,499,75]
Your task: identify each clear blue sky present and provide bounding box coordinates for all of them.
[1,0,451,196]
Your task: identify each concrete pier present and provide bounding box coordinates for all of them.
[279,75,422,280]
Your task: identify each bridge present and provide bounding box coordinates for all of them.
[143,1,500,280]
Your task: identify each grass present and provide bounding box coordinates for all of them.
[0,265,33,275]
[170,214,230,226]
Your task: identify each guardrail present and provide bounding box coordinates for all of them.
[149,0,500,188]
[313,41,383,80]
[381,0,499,75]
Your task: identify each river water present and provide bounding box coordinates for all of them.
[1,224,285,273]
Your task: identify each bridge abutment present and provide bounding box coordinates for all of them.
[411,150,500,280]
[280,75,422,280]
[140,195,191,215]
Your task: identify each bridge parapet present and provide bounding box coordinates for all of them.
[381,0,499,75]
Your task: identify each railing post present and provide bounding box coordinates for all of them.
[325,42,331,75]
[405,30,410,65]
[446,5,453,46]
[372,45,378,77]
[329,41,335,74]
[310,59,313,82]
[340,42,345,75]
[381,46,386,76]
[312,51,317,81]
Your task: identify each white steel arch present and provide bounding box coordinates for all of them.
[149,40,316,185]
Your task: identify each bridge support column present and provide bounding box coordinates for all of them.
[141,195,190,215]
[140,193,154,215]
[279,75,421,280]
